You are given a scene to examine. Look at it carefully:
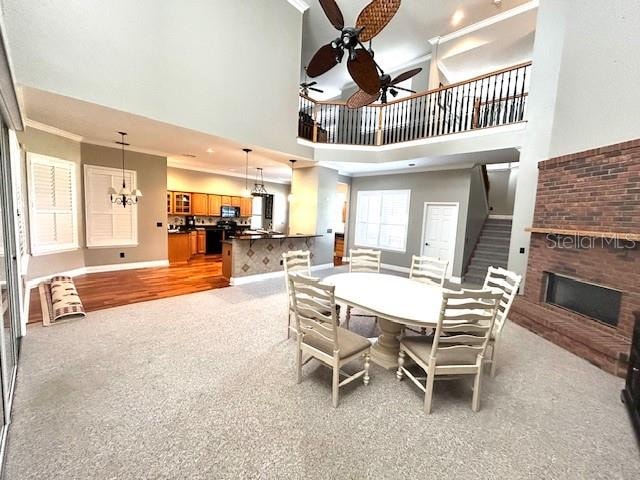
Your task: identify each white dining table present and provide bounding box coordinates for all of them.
[323,272,444,369]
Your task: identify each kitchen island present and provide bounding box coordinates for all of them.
[222,233,326,285]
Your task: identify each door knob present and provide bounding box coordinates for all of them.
[425,242,429,246]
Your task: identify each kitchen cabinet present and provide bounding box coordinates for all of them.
[208,195,222,216]
[240,197,252,217]
[197,230,206,254]
[221,195,232,206]
[192,193,208,216]
[173,192,192,214]
[231,196,241,207]
[190,231,197,256]
[168,233,191,264]
[167,192,173,214]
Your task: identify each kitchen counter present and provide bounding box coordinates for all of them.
[221,234,324,284]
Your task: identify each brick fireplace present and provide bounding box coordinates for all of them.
[511,139,640,377]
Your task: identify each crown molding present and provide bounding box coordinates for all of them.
[25,119,83,142]
[86,139,169,158]
[167,159,291,185]
[286,0,310,13]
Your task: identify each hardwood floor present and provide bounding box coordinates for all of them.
[28,255,228,324]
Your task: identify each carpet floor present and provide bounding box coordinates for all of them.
[4,269,640,479]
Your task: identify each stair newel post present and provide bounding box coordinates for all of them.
[376,104,385,146]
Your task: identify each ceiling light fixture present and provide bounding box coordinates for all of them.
[206,147,215,154]
[252,167,268,195]
[109,131,142,208]
[451,9,464,26]
[288,159,297,202]
[241,148,252,197]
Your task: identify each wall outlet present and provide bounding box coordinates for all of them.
[327,228,332,234]
[156,222,163,227]
[120,252,125,258]
[279,259,283,265]
[519,247,525,254]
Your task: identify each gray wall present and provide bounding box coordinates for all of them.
[314,167,338,266]
[167,167,290,232]
[347,168,475,278]
[81,143,168,267]
[463,166,489,268]
[17,127,85,279]
[488,168,518,215]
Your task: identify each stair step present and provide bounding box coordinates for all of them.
[470,254,509,265]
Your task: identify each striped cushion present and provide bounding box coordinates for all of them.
[45,276,86,322]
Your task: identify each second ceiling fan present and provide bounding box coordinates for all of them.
[306,0,401,95]
[346,66,422,109]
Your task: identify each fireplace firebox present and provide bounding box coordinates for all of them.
[545,273,622,327]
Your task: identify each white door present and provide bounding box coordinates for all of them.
[421,203,458,277]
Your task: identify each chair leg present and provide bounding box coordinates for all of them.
[295,341,303,384]
[424,367,436,414]
[287,309,292,340]
[364,353,370,386]
[332,362,340,408]
[345,305,352,329]
[472,370,482,412]
[489,342,499,378]
[396,349,405,381]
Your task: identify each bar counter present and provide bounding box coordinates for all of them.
[221,233,323,284]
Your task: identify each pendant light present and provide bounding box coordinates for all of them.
[109,131,142,207]
[288,159,297,202]
[251,167,268,195]
[241,148,252,197]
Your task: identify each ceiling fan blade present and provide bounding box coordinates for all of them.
[309,87,324,93]
[307,44,339,77]
[346,89,381,109]
[319,0,345,30]
[391,67,422,85]
[356,0,402,43]
[306,81,317,87]
[347,49,380,95]
[393,86,416,93]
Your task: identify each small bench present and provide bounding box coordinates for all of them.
[39,276,86,326]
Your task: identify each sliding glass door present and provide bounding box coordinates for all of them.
[0,120,20,456]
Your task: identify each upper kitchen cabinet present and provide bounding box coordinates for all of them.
[167,191,173,214]
[208,195,222,216]
[240,197,252,217]
[221,195,232,206]
[192,193,208,216]
[173,192,192,214]
[231,196,241,207]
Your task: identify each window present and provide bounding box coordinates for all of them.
[27,153,78,255]
[354,189,410,252]
[84,165,138,248]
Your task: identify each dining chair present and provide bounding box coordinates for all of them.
[345,248,381,329]
[396,288,503,414]
[482,266,522,377]
[409,255,448,287]
[289,273,371,408]
[283,250,311,339]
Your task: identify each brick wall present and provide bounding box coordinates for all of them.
[510,138,640,376]
[533,138,640,233]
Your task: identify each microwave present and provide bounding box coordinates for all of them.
[221,205,240,218]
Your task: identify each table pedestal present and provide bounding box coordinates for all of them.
[370,318,403,369]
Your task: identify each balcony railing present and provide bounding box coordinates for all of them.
[298,61,531,146]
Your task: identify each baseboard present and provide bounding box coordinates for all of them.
[488,215,513,220]
[84,260,169,275]
[25,260,169,289]
[230,263,335,286]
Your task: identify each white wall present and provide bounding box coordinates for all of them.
[3,0,311,159]
[508,0,640,286]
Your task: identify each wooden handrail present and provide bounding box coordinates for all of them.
[300,61,532,108]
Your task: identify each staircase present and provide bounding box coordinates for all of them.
[464,218,513,285]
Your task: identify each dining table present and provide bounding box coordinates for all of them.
[323,272,445,369]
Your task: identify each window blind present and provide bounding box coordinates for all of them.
[84,165,138,248]
[27,153,78,255]
[354,189,410,252]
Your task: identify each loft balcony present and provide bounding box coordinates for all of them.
[298,62,531,148]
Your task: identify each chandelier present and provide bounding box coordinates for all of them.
[252,167,268,195]
[108,131,142,207]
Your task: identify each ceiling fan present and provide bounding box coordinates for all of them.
[300,80,324,96]
[306,0,401,95]
[346,67,422,109]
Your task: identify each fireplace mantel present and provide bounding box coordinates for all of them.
[525,227,640,241]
